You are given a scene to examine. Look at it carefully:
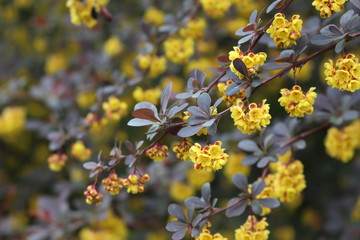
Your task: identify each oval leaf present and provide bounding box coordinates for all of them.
[232,174,248,192]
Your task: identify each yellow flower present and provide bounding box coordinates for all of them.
[180,17,207,40]
[102,96,128,121]
[187,168,214,189]
[137,54,167,78]
[71,140,92,161]
[312,0,347,18]
[45,53,67,75]
[274,226,295,240]
[66,0,108,28]
[145,144,169,162]
[235,215,270,240]
[195,227,228,240]
[170,182,195,202]
[200,0,232,18]
[164,37,194,64]
[103,36,123,56]
[173,138,193,161]
[0,107,26,136]
[133,87,162,105]
[102,172,123,195]
[143,6,165,26]
[76,91,96,109]
[47,153,68,172]
[266,13,302,48]
[122,173,150,194]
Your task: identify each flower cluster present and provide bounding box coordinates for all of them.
[133,87,162,105]
[324,125,358,163]
[84,113,108,132]
[173,138,193,161]
[278,85,317,117]
[103,36,123,57]
[200,0,232,18]
[102,96,128,121]
[180,17,207,40]
[256,174,277,216]
[66,0,108,28]
[71,140,92,161]
[137,54,167,78]
[122,174,150,194]
[228,47,267,79]
[217,80,246,106]
[235,215,270,240]
[84,185,103,205]
[324,54,360,92]
[163,37,195,64]
[143,6,165,26]
[266,13,303,48]
[102,172,123,195]
[312,0,347,18]
[0,106,26,136]
[274,160,306,203]
[145,143,169,162]
[230,99,271,134]
[195,227,228,240]
[47,153,68,172]
[188,141,229,171]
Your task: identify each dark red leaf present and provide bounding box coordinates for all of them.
[243,24,255,32]
[275,1,285,9]
[132,108,160,122]
[217,54,229,63]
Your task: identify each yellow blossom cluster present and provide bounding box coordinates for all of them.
[255,174,277,216]
[102,172,123,195]
[266,13,303,48]
[76,91,96,109]
[71,140,92,161]
[145,144,169,162]
[324,125,358,163]
[84,185,103,205]
[312,0,347,18]
[122,173,150,194]
[102,96,128,121]
[47,153,68,172]
[133,86,162,105]
[217,80,246,106]
[84,113,108,132]
[278,85,317,117]
[103,36,123,57]
[324,54,360,92]
[0,106,26,136]
[137,54,167,78]
[163,37,194,64]
[66,0,109,28]
[180,17,207,40]
[188,141,229,171]
[200,0,232,18]
[143,6,165,26]
[173,138,193,161]
[230,99,271,134]
[229,47,267,79]
[195,227,228,240]
[235,215,270,240]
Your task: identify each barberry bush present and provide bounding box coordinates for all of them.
[1,0,360,239]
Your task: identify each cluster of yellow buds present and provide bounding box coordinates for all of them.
[324,125,358,163]
[133,87,162,105]
[102,172,123,195]
[47,153,68,172]
[84,113,108,132]
[71,140,92,161]
[278,85,317,117]
[143,6,165,26]
[0,106,26,136]
[217,80,246,106]
[324,54,360,92]
[180,17,207,40]
[163,37,194,64]
[255,174,277,216]
[102,96,128,121]
[136,54,167,78]
[145,143,169,162]
[188,141,229,171]
[200,0,232,18]
[266,13,303,48]
[312,0,347,18]
[230,99,271,134]
[273,160,306,203]
[229,47,267,79]
[173,138,193,161]
[195,227,228,240]
[235,215,270,240]
[66,0,109,28]
[84,185,103,205]
[122,174,150,194]
[183,108,218,136]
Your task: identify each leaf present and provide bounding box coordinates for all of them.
[201,183,211,203]
[83,162,98,170]
[202,118,216,127]
[161,82,172,113]
[172,229,188,240]
[267,0,282,13]
[238,140,261,152]
[197,93,211,115]
[207,123,217,136]
[232,174,248,192]
[256,157,271,168]
[245,86,252,98]
[242,155,260,165]
[185,197,207,209]
[132,108,160,122]
[335,39,346,54]
[294,139,306,150]
[166,221,188,232]
[225,198,247,217]
[213,98,223,109]
[127,118,156,126]
[251,199,262,215]
[225,82,244,96]
[343,110,358,121]
[192,213,206,227]
[168,103,189,118]
[233,58,248,77]
[261,62,290,71]
[191,228,200,238]
[125,155,136,167]
[310,34,339,45]
[238,33,255,45]
[243,24,255,32]
[350,0,360,9]
[249,10,257,24]
[187,106,208,118]
[177,125,204,137]
[134,102,159,117]
[217,54,229,63]
[168,204,187,222]
[258,198,280,208]
[251,180,265,197]
[176,92,192,99]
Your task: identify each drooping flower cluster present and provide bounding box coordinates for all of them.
[102,96,128,121]
[102,172,123,195]
[230,99,271,134]
[273,160,306,203]
[66,0,109,28]
[312,0,347,18]
[163,37,194,64]
[235,215,270,240]
[200,0,232,18]
[122,174,150,194]
[195,227,228,240]
[217,80,246,106]
[324,54,360,92]
[228,47,267,78]
[188,141,229,171]
[173,138,193,161]
[180,17,207,40]
[324,125,358,163]
[146,143,169,162]
[47,153,68,172]
[278,85,317,117]
[0,106,26,136]
[137,54,167,78]
[266,13,303,48]
[84,185,103,205]
[71,140,92,161]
